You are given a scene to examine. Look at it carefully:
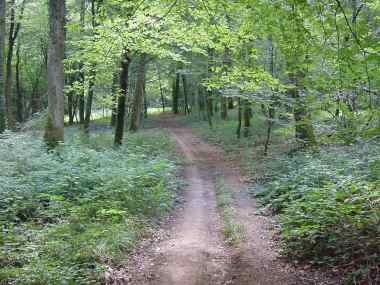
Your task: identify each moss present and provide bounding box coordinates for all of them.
[44,114,64,148]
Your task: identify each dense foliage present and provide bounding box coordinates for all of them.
[258,144,380,283]
[0,0,379,283]
[0,129,178,284]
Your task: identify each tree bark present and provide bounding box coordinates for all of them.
[288,3,316,146]
[4,0,25,129]
[290,73,316,145]
[130,53,146,132]
[221,47,230,119]
[84,0,99,132]
[228,97,234,109]
[44,0,65,147]
[30,69,42,115]
[198,85,206,120]
[207,49,214,119]
[15,42,23,123]
[143,81,148,118]
[214,98,218,114]
[84,69,95,131]
[0,0,5,132]
[237,97,242,138]
[172,71,179,114]
[67,87,74,125]
[114,52,130,145]
[221,96,228,120]
[264,35,276,156]
[156,63,165,112]
[182,74,190,115]
[78,0,85,124]
[110,71,118,126]
[206,90,213,128]
[243,99,251,137]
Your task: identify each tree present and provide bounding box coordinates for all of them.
[130,53,147,132]
[182,73,190,115]
[84,0,100,132]
[78,0,85,125]
[44,0,65,147]
[4,0,25,129]
[172,70,180,114]
[114,51,130,145]
[0,0,5,133]
[285,1,316,145]
[15,41,23,123]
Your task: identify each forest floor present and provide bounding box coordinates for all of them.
[112,114,335,285]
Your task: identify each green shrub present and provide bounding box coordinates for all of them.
[0,129,178,284]
[255,144,380,283]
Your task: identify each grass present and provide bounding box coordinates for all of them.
[215,179,246,246]
[0,127,180,284]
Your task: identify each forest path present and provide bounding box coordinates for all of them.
[119,114,316,285]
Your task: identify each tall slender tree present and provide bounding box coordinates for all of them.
[84,0,99,132]
[0,0,5,133]
[130,53,147,132]
[172,70,180,114]
[15,41,23,123]
[182,73,190,115]
[44,0,65,147]
[114,51,130,145]
[78,0,85,124]
[4,0,25,129]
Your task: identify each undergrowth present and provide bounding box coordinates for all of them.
[257,144,380,284]
[181,110,380,284]
[0,129,179,284]
[215,179,246,246]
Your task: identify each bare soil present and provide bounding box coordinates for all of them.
[106,114,335,285]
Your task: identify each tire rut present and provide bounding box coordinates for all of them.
[110,115,334,285]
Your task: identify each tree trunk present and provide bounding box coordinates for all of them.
[78,74,85,123]
[31,73,41,115]
[143,80,148,119]
[0,0,5,132]
[243,99,251,137]
[67,88,74,125]
[4,0,24,129]
[214,99,218,114]
[264,35,276,156]
[198,85,206,120]
[78,0,85,125]
[228,97,234,109]
[114,52,130,145]
[182,74,190,115]
[67,70,76,125]
[130,54,146,132]
[84,0,98,132]
[206,90,213,129]
[221,47,230,119]
[207,49,214,124]
[44,0,65,147]
[172,71,179,114]
[237,97,242,138]
[264,106,274,155]
[290,84,316,145]
[221,96,228,120]
[110,71,118,126]
[156,63,165,112]
[15,42,23,123]
[84,70,95,131]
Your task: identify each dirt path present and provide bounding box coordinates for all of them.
[113,116,331,285]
